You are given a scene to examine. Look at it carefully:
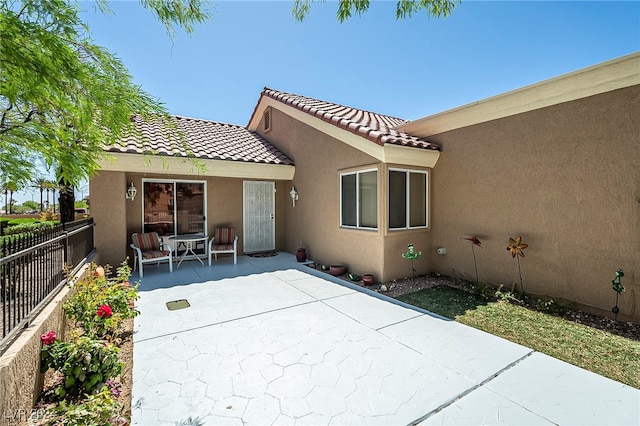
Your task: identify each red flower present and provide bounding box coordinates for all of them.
[41,331,56,345]
[121,281,130,287]
[96,304,113,318]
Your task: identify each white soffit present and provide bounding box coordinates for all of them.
[248,97,440,167]
[398,52,640,138]
[97,152,295,180]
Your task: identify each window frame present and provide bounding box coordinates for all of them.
[388,168,428,231]
[141,178,208,237]
[339,168,378,231]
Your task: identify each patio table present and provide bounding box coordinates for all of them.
[169,234,208,267]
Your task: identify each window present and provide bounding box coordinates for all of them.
[143,180,207,254]
[143,180,207,236]
[389,169,427,229]
[340,169,377,229]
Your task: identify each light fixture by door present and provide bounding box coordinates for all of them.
[289,187,298,207]
[126,182,137,201]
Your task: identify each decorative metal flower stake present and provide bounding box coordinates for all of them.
[507,236,528,294]
[462,236,482,284]
[611,269,625,321]
[402,243,422,284]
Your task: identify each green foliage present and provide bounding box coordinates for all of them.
[0,0,210,186]
[64,261,139,340]
[292,0,459,22]
[398,285,490,320]
[536,296,565,314]
[50,386,124,425]
[3,220,56,235]
[20,200,39,211]
[6,218,39,225]
[494,287,520,303]
[40,336,123,398]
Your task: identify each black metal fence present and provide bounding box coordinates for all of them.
[0,218,95,349]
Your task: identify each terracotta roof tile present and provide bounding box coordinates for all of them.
[108,115,293,165]
[251,88,439,151]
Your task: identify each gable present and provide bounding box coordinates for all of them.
[247,88,441,168]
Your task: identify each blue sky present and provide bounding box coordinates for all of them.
[80,0,639,124]
[12,1,640,203]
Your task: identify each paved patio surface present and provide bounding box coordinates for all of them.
[131,253,640,425]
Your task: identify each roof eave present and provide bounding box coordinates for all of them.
[248,95,440,166]
[97,152,295,180]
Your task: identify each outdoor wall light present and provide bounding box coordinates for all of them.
[289,187,298,207]
[125,182,137,201]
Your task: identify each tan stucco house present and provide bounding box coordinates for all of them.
[91,52,640,322]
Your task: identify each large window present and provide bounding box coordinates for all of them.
[143,180,206,237]
[341,169,378,230]
[389,169,427,230]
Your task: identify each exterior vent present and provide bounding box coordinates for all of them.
[263,108,271,133]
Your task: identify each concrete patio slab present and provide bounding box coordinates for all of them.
[323,292,423,330]
[131,253,640,425]
[379,315,532,383]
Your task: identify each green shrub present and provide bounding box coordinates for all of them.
[40,334,123,398]
[49,387,125,425]
[64,262,139,340]
[4,221,56,235]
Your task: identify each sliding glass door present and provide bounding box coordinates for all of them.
[143,180,207,254]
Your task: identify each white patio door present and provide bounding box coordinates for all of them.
[243,181,275,253]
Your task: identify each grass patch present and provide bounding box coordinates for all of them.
[398,286,640,389]
[398,285,490,319]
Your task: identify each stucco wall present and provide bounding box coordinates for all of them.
[0,260,97,426]
[91,171,128,268]
[92,172,290,268]
[256,108,433,281]
[427,85,640,321]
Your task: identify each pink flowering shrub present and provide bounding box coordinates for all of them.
[63,261,138,340]
[37,260,135,425]
[40,335,122,398]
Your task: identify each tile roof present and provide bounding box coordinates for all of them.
[108,115,293,165]
[253,87,440,151]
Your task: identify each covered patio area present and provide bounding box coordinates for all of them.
[131,253,639,425]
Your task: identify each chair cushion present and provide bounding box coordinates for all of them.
[215,228,235,245]
[141,250,170,260]
[133,232,161,252]
[211,244,234,251]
